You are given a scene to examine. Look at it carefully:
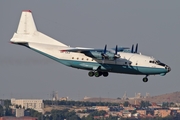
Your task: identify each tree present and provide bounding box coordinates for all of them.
[140,101,151,108]
[0,105,4,117]
[50,109,80,120]
[131,110,137,114]
[25,108,42,119]
[162,102,169,108]
[5,107,13,116]
[123,101,129,107]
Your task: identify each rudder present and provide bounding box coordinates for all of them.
[17,10,37,34]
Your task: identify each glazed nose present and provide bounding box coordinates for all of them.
[165,66,171,72]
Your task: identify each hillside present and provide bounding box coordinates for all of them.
[82,91,180,104]
[145,91,180,103]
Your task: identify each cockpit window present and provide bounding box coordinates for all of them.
[149,60,166,66]
[156,60,161,64]
[149,60,157,64]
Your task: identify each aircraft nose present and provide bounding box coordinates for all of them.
[165,65,171,73]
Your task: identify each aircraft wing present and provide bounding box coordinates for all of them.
[60,47,129,53]
[60,47,105,53]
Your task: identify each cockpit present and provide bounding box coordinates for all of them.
[149,60,171,72]
[149,60,166,66]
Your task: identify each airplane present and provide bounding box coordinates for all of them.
[10,10,171,82]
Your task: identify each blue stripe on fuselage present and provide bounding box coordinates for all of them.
[31,48,167,75]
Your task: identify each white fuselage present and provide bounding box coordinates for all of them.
[27,42,169,75]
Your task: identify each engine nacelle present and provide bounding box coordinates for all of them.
[84,51,118,60]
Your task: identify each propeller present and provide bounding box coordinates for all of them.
[115,45,118,55]
[101,45,107,57]
[131,43,138,53]
[114,45,120,64]
[101,45,108,63]
[114,45,120,58]
[135,43,138,53]
[131,44,134,53]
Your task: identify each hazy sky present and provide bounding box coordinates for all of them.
[0,1,180,100]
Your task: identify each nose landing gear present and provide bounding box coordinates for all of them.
[142,75,148,82]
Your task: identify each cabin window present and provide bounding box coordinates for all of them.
[82,58,84,60]
[77,58,79,60]
[149,60,157,64]
[149,61,154,63]
[87,58,89,61]
[92,59,93,61]
[125,62,127,64]
[72,57,74,59]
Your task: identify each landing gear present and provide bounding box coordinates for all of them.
[102,72,108,77]
[94,71,101,77]
[88,71,108,77]
[88,71,94,77]
[142,76,148,82]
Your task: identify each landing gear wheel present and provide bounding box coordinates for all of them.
[88,71,94,77]
[102,72,109,77]
[142,77,148,82]
[94,71,100,77]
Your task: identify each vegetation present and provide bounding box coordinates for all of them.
[162,102,176,108]
[0,105,3,117]
[44,100,119,107]
[25,109,43,119]
[140,101,151,108]
[123,101,130,107]
[141,116,174,120]
[44,109,80,120]
[0,100,13,116]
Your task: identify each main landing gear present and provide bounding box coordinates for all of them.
[88,71,109,77]
[142,75,148,82]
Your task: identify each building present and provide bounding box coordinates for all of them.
[122,110,132,118]
[136,110,146,116]
[0,117,37,120]
[95,106,109,111]
[154,109,171,118]
[11,98,44,113]
[76,113,89,118]
[15,108,24,117]
[60,97,68,101]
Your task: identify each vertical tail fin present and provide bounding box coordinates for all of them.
[17,10,37,34]
[11,10,67,46]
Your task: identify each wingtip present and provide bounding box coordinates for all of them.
[23,10,32,13]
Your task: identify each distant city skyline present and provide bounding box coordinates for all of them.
[0,1,180,100]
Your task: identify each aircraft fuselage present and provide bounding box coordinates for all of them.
[27,43,170,76]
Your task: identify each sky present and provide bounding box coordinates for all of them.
[0,1,180,100]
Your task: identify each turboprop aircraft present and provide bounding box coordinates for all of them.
[10,10,171,82]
